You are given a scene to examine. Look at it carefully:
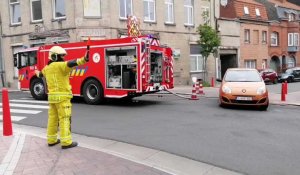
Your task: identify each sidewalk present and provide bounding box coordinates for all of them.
[0,123,243,175]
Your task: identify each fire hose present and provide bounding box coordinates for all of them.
[161,88,191,99]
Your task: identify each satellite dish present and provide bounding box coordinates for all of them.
[220,0,228,7]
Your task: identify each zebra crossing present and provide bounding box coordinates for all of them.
[0,98,49,122]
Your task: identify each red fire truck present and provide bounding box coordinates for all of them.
[16,36,174,104]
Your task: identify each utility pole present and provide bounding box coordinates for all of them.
[0,14,5,87]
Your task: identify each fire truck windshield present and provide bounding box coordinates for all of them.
[17,51,37,69]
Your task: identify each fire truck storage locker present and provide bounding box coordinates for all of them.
[105,46,137,89]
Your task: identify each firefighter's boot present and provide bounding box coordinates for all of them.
[48,139,60,147]
[62,141,78,149]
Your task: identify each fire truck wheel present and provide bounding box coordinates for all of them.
[30,78,47,100]
[82,79,104,104]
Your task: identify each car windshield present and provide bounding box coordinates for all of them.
[224,70,262,82]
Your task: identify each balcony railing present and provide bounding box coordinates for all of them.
[288,46,299,52]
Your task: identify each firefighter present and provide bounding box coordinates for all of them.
[35,46,89,149]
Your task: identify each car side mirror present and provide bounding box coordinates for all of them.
[216,78,222,82]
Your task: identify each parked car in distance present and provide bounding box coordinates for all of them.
[278,67,300,83]
[217,68,269,110]
[258,69,278,84]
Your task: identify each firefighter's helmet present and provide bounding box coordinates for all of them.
[49,46,67,61]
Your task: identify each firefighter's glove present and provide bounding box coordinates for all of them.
[35,70,43,78]
[84,50,89,62]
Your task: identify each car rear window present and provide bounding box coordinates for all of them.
[224,70,262,82]
[285,69,293,74]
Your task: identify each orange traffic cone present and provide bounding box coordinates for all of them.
[195,81,200,94]
[2,88,13,136]
[190,84,199,100]
[198,82,205,95]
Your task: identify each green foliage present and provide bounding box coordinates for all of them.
[196,24,220,81]
[202,81,211,87]
[197,24,220,58]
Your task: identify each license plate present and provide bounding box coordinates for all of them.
[236,96,252,101]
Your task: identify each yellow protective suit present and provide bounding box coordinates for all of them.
[40,58,86,146]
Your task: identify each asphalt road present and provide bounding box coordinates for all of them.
[3,91,300,175]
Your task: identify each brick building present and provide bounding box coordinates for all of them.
[219,0,300,75]
[256,0,300,72]
[219,0,269,77]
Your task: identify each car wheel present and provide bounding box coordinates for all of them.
[219,98,225,108]
[287,77,292,83]
[30,78,47,100]
[82,79,104,105]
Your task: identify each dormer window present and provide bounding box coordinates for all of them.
[244,6,249,15]
[255,8,261,16]
[288,13,295,21]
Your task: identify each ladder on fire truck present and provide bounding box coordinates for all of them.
[145,38,151,84]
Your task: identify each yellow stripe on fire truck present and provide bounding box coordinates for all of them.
[19,74,25,81]
[70,67,88,77]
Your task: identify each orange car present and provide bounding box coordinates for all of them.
[217,68,269,110]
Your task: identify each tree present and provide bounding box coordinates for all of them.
[197,24,220,81]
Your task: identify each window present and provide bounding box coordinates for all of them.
[10,0,21,24]
[271,32,279,46]
[190,55,203,72]
[30,0,42,22]
[287,33,299,46]
[253,30,259,44]
[165,0,174,24]
[245,60,256,69]
[294,33,299,46]
[288,13,295,21]
[202,6,210,24]
[288,33,294,46]
[184,0,194,26]
[262,31,267,43]
[244,29,250,43]
[144,0,156,22]
[18,51,37,68]
[190,45,203,72]
[83,0,101,17]
[262,59,267,69]
[119,0,132,19]
[52,0,66,19]
[244,6,249,15]
[255,8,261,16]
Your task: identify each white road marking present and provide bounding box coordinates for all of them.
[10,99,48,104]
[0,103,49,109]
[0,108,42,114]
[0,115,26,121]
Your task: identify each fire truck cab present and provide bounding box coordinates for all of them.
[16,36,174,104]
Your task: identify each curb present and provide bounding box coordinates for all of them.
[0,123,243,175]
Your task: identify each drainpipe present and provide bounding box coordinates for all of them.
[0,14,5,87]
